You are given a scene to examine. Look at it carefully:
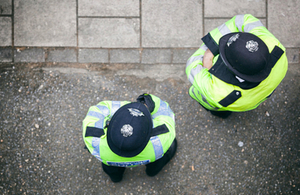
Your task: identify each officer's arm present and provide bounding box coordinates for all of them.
[201,14,265,56]
[82,101,129,154]
[83,100,129,131]
[82,101,112,133]
[148,94,175,133]
[82,101,112,154]
[185,43,209,85]
[150,95,174,119]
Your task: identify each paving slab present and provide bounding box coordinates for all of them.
[268,0,300,47]
[79,18,140,48]
[141,49,172,64]
[78,0,139,17]
[78,49,108,63]
[204,0,266,17]
[173,48,196,64]
[14,0,76,47]
[286,48,300,64]
[142,0,202,47]
[0,48,12,62]
[0,0,12,15]
[14,48,45,62]
[47,49,76,63]
[110,49,140,63]
[0,17,11,46]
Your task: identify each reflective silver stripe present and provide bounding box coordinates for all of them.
[91,137,102,162]
[88,111,104,119]
[152,100,174,120]
[94,118,104,129]
[200,44,208,51]
[186,55,204,69]
[191,86,202,103]
[192,86,218,110]
[244,20,264,32]
[94,105,109,128]
[201,94,218,110]
[96,105,109,116]
[87,111,105,128]
[150,136,164,160]
[111,101,121,116]
[186,44,207,69]
[235,14,245,32]
[188,65,204,84]
[218,23,231,36]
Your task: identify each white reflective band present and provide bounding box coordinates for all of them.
[200,44,208,51]
[235,14,245,32]
[244,20,264,32]
[192,87,218,110]
[218,23,232,36]
[201,93,214,108]
[90,105,109,129]
[188,65,204,84]
[191,87,202,103]
[91,137,102,162]
[96,105,109,116]
[111,101,121,116]
[152,100,174,121]
[186,55,204,69]
[201,93,218,110]
[94,119,104,129]
[87,111,104,119]
[186,45,207,69]
[150,136,164,160]
[87,111,105,129]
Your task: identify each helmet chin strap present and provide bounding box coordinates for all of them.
[235,76,245,83]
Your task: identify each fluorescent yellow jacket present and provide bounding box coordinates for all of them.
[186,14,288,112]
[82,94,176,167]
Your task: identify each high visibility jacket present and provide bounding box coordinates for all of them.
[186,14,288,112]
[82,94,176,167]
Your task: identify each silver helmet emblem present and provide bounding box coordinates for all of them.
[227,33,240,47]
[246,40,259,52]
[128,108,144,117]
[121,124,133,137]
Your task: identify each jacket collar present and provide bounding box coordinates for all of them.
[208,56,261,89]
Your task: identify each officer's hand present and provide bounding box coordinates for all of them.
[203,49,214,70]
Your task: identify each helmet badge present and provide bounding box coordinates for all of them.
[128,108,144,117]
[121,124,133,137]
[246,40,259,52]
[227,33,240,47]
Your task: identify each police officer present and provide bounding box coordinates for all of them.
[82,93,177,182]
[186,14,288,118]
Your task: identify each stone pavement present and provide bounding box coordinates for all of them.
[0,0,300,195]
[0,0,299,63]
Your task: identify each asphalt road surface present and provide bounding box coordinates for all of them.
[0,63,299,194]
